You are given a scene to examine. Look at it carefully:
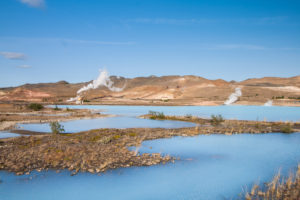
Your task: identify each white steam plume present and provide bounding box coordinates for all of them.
[67,69,126,103]
[77,69,125,94]
[264,100,273,106]
[224,88,242,105]
[66,97,77,102]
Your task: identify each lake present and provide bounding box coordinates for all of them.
[0,132,21,139]
[17,105,300,133]
[0,133,299,200]
[1,105,300,200]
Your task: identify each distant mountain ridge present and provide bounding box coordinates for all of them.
[1,75,300,105]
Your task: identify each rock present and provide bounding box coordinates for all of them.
[16,172,23,175]
[152,153,160,157]
[95,168,101,173]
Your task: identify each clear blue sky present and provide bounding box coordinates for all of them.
[1,0,300,87]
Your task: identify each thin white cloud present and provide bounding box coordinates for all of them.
[20,0,45,8]
[0,52,26,60]
[202,44,300,51]
[208,44,267,50]
[125,16,289,25]
[255,16,288,25]
[0,37,135,46]
[17,65,31,68]
[61,39,135,46]
[125,18,215,25]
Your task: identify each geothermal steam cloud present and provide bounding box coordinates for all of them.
[77,69,125,94]
[224,88,242,105]
[67,69,125,103]
[264,100,273,106]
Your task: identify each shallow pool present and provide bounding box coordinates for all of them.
[18,116,196,133]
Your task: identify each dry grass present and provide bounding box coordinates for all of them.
[245,165,300,200]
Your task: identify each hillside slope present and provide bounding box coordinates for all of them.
[1,75,300,106]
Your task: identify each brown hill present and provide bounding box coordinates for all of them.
[1,75,300,106]
[240,76,300,87]
[237,76,300,104]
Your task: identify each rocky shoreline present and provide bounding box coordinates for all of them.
[141,113,300,134]
[0,128,179,175]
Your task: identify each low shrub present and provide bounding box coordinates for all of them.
[53,105,61,111]
[27,103,44,111]
[210,114,224,126]
[185,114,192,119]
[272,96,285,99]
[148,111,165,119]
[49,121,65,134]
[280,123,294,133]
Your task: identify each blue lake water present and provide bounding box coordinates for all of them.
[18,117,196,133]
[1,105,300,199]
[0,132,21,139]
[18,105,300,133]
[1,133,300,200]
[53,105,300,121]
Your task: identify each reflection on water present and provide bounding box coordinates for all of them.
[1,133,300,200]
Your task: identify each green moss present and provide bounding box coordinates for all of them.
[60,133,72,136]
[113,135,121,140]
[63,157,71,161]
[128,132,137,137]
[55,149,63,153]
[89,135,102,142]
